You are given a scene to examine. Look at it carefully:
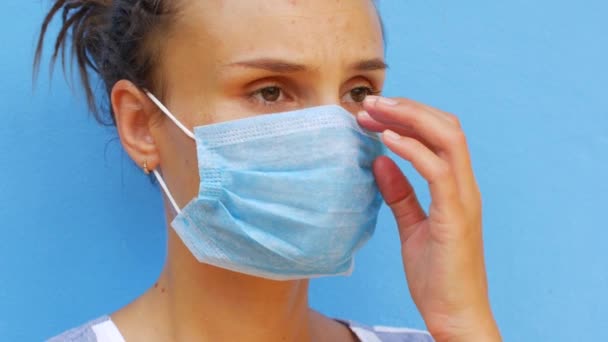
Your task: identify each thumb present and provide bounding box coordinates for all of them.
[373,156,427,244]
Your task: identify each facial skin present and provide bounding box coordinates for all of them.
[114,0,386,210]
[110,1,386,341]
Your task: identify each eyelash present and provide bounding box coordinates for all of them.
[248,85,382,108]
[362,87,383,97]
[248,84,285,107]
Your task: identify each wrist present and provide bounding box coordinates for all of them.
[427,305,501,342]
[440,323,501,342]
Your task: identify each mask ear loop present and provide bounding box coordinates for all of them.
[152,169,182,214]
[144,90,196,140]
[143,90,197,215]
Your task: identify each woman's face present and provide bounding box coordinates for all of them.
[150,0,386,209]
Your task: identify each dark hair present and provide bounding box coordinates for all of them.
[34,0,176,125]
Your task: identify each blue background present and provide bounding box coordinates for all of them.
[1,1,606,341]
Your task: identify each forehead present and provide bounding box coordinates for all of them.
[174,0,384,64]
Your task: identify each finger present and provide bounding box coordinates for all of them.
[414,101,461,128]
[382,129,461,219]
[363,96,461,153]
[373,155,426,244]
[358,110,463,192]
[365,95,459,128]
[357,110,430,147]
[364,96,477,202]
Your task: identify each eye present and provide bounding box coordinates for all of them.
[344,86,380,104]
[351,87,371,102]
[247,84,296,110]
[256,86,282,102]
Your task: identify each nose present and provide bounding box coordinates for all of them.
[307,84,357,116]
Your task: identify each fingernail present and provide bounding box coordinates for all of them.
[364,95,379,106]
[378,96,399,106]
[366,95,398,107]
[357,110,371,120]
[383,129,401,141]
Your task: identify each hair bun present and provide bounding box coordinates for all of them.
[34,0,171,125]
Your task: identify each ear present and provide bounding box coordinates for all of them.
[111,80,160,173]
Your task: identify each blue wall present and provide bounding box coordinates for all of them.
[1,1,606,341]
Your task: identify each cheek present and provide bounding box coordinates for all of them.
[173,152,201,207]
[157,123,201,207]
[206,99,266,123]
[169,89,256,127]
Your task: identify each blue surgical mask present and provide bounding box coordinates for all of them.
[146,92,385,280]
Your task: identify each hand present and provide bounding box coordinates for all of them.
[358,96,501,341]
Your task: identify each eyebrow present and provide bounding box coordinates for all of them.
[225,58,388,73]
[226,59,308,73]
[351,59,389,71]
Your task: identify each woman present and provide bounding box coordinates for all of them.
[37,0,501,341]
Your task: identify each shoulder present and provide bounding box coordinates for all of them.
[46,315,124,342]
[338,319,435,342]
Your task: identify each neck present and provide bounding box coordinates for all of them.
[151,229,313,342]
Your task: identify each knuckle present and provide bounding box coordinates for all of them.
[445,129,466,146]
[476,189,483,209]
[432,161,452,180]
[395,97,414,106]
[397,99,417,114]
[471,198,481,212]
[398,98,424,113]
[475,185,482,200]
[445,112,461,126]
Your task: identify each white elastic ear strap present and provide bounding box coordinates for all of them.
[144,90,196,214]
[144,91,196,140]
[152,169,181,215]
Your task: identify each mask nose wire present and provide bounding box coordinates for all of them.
[143,90,197,215]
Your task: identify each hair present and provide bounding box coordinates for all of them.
[34,0,177,125]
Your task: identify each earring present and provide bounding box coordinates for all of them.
[143,160,150,175]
